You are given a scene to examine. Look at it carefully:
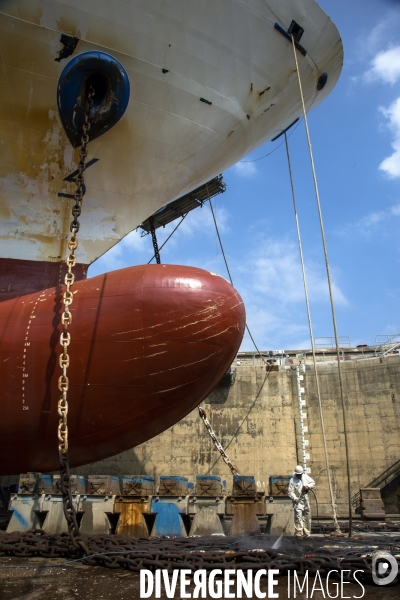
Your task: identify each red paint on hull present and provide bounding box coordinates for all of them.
[0,264,245,475]
[0,257,88,302]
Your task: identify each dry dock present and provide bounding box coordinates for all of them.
[61,348,400,519]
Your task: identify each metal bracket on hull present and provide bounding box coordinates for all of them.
[274,23,307,56]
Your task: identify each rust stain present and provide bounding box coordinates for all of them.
[9,3,43,26]
[55,14,82,39]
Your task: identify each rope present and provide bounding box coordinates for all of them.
[284,132,341,533]
[240,95,319,163]
[206,186,267,364]
[291,35,353,537]
[309,489,336,539]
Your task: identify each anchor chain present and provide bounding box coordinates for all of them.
[2,530,396,579]
[58,87,94,551]
[198,406,239,475]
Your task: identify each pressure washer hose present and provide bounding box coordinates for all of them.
[309,488,334,538]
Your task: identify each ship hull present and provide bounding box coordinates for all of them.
[0,264,245,475]
[0,0,343,270]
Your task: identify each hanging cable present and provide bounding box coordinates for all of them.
[240,96,318,163]
[206,369,271,476]
[284,132,341,533]
[291,35,353,536]
[147,214,187,264]
[206,185,267,364]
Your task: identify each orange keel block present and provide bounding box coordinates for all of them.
[0,264,245,475]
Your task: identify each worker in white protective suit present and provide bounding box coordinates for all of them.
[288,465,315,538]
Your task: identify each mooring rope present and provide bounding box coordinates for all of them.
[284,132,341,533]
[291,35,353,536]
[206,185,267,365]
[147,214,188,264]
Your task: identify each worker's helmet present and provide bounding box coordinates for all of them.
[294,465,304,474]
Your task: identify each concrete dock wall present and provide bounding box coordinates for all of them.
[73,354,400,517]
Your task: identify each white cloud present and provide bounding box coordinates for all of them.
[391,204,400,216]
[122,229,148,252]
[231,161,257,177]
[379,96,400,178]
[365,46,400,84]
[357,21,400,178]
[356,11,400,61]
[234,239,348,351]
[337,203,400,236]
[177,202,229,237]
[240,306,309,352]
[88,229,148,276]
[239,240,347,306]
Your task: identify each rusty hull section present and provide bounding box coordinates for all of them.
[0,264,245,475]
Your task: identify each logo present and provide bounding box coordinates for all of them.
[372,551,399,586]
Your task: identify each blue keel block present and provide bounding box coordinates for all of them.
[150,497,188,537]
[150,476,189,537]
[7,494,42,532]
[57,51,130,147]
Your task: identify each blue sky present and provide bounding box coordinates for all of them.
[89,0,400,351]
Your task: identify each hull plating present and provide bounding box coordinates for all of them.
[0,0,343,265]
[0,264,245,474]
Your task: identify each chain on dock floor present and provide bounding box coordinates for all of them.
[0,532,399,598]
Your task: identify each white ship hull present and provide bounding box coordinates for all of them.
[0,0,343,266]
